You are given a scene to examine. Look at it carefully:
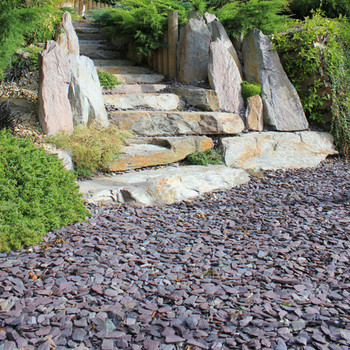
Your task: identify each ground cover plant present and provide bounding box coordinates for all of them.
[186,148,222,165]
[274,10,350,157]
[97,70,121,88]
[49,124,132,176]
[241,81,262,101]
[0,129,88,252]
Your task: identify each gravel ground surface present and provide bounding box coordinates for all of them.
[0,159,349,350]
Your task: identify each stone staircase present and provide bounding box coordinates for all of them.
[74,20,244,172]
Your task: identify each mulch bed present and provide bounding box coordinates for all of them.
[0,159,349,350]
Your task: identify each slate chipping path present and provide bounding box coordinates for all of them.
[0,160,349,350]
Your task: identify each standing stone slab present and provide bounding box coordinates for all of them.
[178,16,210,83]
[242,29,308,131]
[38,40,73,135]
[222,131,337,170]
[204,12,242,78]
[208,39,244,113]
[68,55,108,127]
[79,165,250,206]
[246,94,263,131]
[55,11,79,55]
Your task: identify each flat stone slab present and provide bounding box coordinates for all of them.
[113,73,165,84]
[97,66,152,75]
[0,98,35,114]
[79,165,250,205]
[108,136,213,171]
[222,131,337,170]
[103,93,180,111]
[79,49,121,60]
[109,110,244,136]
[93,59,136,67]
[80,42,112,51]
[103,84,168,94]
[169,86,220,111]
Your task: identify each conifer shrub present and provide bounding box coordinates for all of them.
[186,148,223,166]
[0,129,88,252]
[49,124,132,176]
[97,70,121,88]
[241,81,262,101]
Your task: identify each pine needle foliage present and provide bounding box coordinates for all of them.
[0,129,88,252]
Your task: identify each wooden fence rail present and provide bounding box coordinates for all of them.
[64,0,114,14]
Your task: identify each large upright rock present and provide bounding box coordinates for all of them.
[38,41,73,135]
[245,94,263,131]
[242,29,308,131]
[55,11,79,55]
[68,55,108,127]
[204,13,242,78]
[178,15,210,83]
[208,39,244,113]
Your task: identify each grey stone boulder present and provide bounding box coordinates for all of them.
[245,94,263,131]
[68,54,108,127]
[208,38,244,113]
[178,15,211,83]
[79,165,250,206]
[55,11,79,55]
[222,131,337,170]
[38,40,73,135]
[169,86,220,111]
[204,12,242,78]
[242,29,308,131]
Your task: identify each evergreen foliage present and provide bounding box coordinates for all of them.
[274,11,350,157]
[97,70,121,88]
[186,149,223,165]
[0,129,88,252]
[241,81,262,101]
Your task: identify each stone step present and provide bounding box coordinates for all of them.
[103,84,168,94]
[77,33,108,41]
[74,26,101,34]
[80,43,115,52]
[112,73,165,84]
[109,110,244,136]
[93,59,136,67]
[80,49,122,60]
[79,165,250,206]
[107,136,213,171]
[103,93,181,111]
[96,66,152,75]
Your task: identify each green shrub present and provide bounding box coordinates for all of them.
[0,129,88,252]
[49,124,132,176]
[97,70,121,88]
[214,0,289,39]
[274,10,350,157]
[241,81,262,101]
[0,6,62,80]
[186,148,222,166]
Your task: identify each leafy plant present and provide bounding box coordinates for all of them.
[97,70,121,88]
[49,124,132,176]
[189,0,207,15]
[214,0,289,39]
[0,102,17,130]
[186,148,222,165]
[0,129,88,252]
[241,81,261,101]
[274,10,350,157]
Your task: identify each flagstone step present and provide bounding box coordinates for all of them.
[113,73,165,84]
[96,66,152,75]
[77,33,108,41]
[103,93,181,111]
[107,136,213,171]
[93,59,136,67]
[74,26,101,34]
[80,49,122,60]
[109,110,245,136]
[103,84,168,94]
[80,42,111,51]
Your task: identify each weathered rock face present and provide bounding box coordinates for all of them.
[38,40,73,135]
[204,13,242,78]
[79,165,250,206]
[178,16,210,83]
[208,39,244,113]
[108,136,213,171]
[170,86,220,111]
[68,54,108,127]
[246,94,263,131]
[242,29,308,131]
[222,131,337,170]
[55,11,79,55]
[109,110,244,136]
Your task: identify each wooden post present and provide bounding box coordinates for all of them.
[74,0,79,13]
[157,48,163,74]
[92,1,97,8]
[96,1,101,8]
[78,0,83,16]
[168,11,178,79]
[163,32,169,76]
[87,0,92,10]
[101,2,105,8]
